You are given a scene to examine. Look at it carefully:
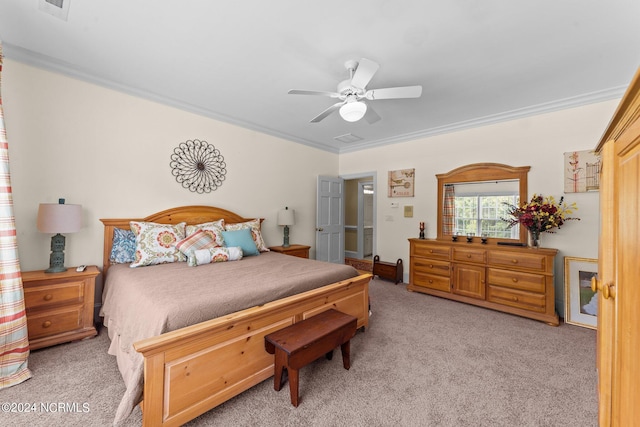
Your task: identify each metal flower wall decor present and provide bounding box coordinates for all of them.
[170,139,227,193]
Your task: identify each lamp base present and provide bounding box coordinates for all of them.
[45,233,68,274]
[282,225,290,248]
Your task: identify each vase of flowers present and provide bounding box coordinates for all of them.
[503,194,579,248]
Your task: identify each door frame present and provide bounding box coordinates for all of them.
[341,171,377,261]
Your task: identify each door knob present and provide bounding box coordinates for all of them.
[316,227,324,232]
[591,276,616,300]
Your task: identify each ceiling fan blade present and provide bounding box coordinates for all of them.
[288,89,340,98]
[365,85,423,100]
[364,104,381,124]
[350,58,380,90]
[310,102,344,123]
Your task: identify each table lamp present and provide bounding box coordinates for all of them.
[277,207,295,248]
[37,198,82,273]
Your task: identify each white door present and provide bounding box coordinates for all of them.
[316,176,344,263]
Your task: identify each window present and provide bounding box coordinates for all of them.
[454,194,519,238]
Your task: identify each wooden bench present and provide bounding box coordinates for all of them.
[372,255,403,284]
[264,309,357,407]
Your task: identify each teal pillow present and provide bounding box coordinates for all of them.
[221,228,259,256]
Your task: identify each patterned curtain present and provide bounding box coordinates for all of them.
[0,42,32,389]
[443,184,455,235]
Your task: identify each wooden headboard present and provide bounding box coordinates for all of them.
[100,205,259,275]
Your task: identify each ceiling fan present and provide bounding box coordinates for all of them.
[288,58,422,124]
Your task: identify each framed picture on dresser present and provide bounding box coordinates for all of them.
[564,256,598,329]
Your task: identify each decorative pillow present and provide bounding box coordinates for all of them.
[188,246,243,267]
[129,221,187,267]
[185,219,225,247]
[176,230,218,258]
[224,219,269,252]
[110,228,136,263]
[221,228,260,256]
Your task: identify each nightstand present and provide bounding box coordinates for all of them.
[22,266,99,350]
[269,244,311,259]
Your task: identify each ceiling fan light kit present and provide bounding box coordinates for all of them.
[288,58,422,124]
[340,100,367,122]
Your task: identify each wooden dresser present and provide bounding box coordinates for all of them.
[22,266,100,350]
[408,239,558,325]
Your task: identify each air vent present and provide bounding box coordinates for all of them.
[39,0,70,20]
[333,133,363,143]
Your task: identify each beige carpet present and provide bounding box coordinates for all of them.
[0,279,598,427]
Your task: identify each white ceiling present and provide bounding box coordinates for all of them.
[1,1,639,153]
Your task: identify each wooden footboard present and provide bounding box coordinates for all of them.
[133,273,370,427]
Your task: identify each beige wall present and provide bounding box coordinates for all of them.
[3,59,339,274]
[3,58,619,317]
[339,100,618,315]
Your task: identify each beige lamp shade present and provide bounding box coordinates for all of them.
[277,208,295,226]
[37,202,83,234]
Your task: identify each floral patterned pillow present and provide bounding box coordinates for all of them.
[129,221,186,267]
[185,219,225,247]
[110,227,136,263]
[188,246,243,267]
[224,219,269,252]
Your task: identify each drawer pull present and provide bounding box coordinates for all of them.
[512,296,519,302]
[429,250,434,253]
[511,259,518,264]
[42,320,52,328]
[428,280,433,283]
[466,254,472,258]
[43,294,53,301]
[429,264,434,268]
[512,278,518,283]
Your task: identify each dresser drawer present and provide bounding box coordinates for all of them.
[452,248,486,264]
[412,271,451,292]
[487,268,546,293]
[411,243,450,260]
[26,306,83,339]
[488,250,547,272]
[24,280,85,310]
[487,285,546,313]
[411,258,450,277]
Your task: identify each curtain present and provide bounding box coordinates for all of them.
[0,42,32,389]
[443,184,455,235]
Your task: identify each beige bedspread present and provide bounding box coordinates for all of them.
[100,252,358,424]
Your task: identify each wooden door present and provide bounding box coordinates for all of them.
[596,67,640,426]
[611,120,640,424]
[316,176,344,264]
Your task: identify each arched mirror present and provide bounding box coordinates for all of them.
[436,163,530,244]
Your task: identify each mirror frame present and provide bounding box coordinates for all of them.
[436,163,530,244]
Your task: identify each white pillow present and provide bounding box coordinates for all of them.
[188,246,243,267]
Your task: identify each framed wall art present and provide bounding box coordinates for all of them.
[388,168,415,197]
[564,149,601,193]
[564,256,598,329]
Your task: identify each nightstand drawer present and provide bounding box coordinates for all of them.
[26,306,83,339]
[24,280,84,310]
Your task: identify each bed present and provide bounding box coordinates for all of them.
[99,205,371,427]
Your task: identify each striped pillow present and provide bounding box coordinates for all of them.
[176,229,218,258]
